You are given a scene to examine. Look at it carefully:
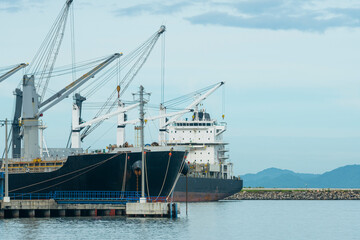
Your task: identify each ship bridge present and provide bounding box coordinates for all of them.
[166,110,232,179]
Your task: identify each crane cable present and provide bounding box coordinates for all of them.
[25,1,72,102]
[163,83,219,108]
[222,83,225,119]
[70,3,76,83]
[161,31,165,104]
[80,30,163,141]
[80,37,155,100]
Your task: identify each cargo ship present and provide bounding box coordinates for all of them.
[2,146,187,199]
[0,0,241,202]
[168,109,243,202]
[0,0,181,200]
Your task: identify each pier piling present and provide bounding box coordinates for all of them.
[74,209,81,217]
[25,210,35,218]
[11,210,19,218]
[58,209,66,217]
[88,209,97,216]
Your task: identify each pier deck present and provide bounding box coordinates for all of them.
[0,199,179,218]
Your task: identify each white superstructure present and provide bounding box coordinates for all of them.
[167,109,233,179]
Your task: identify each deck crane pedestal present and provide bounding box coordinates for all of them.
[11,0,74,159]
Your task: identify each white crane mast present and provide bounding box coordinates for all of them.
[117,101,126,147]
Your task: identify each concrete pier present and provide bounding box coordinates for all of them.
[0,199,180,219]
[126,202,180,218]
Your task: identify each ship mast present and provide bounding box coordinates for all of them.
[133,85,150,202]
[140,85,145,201]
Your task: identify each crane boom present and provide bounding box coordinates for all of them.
[119,25,166,96]
[38,53,122,116]
[80,26,166,141]
[163,81,224,127]
[75,102,140,129]
[0,63,28,83]
[96,108,192,127]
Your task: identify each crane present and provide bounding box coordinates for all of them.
[27,0,73,102]
[0,63,28,83]
[163,82,224,127]
[21,53,121,159]
[158,82,225,145]
[92,82,224,146]
[79,25,166,142]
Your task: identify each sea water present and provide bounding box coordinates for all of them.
[0,201,359,240]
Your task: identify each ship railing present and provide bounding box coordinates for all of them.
[8,191,169,203]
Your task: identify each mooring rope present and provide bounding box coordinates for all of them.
[121,153,128,192]
[155,151,172,201]
[166,151,188,201]
[144,152,150,197]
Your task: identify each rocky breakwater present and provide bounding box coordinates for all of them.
[226,189,360,200]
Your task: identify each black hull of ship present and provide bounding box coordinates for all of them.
[8,151,185,198]
[173,176,243,202]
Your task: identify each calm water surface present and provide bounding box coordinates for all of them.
[1,201,359,240]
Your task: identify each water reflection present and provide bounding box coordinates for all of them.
[1,201,359,240]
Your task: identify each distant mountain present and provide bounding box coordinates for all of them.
[242,165,360,188]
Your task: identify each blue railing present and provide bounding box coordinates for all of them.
[53,191,141,201]
[9,192,54,200]
[8,191,168,203]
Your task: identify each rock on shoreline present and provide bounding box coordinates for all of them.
[226,189,360,200]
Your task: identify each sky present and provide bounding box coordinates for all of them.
[0,0,360,175]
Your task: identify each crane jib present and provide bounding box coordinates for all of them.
[38,53,120,115]
[0,63,28,83]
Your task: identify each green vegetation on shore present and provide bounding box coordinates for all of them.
[241,165,360,188]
